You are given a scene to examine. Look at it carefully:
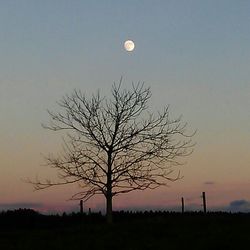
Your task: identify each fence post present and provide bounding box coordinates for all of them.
[80,200,83,214]
[202,192,207,213]
[181,197,185,213]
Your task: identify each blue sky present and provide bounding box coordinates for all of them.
[0,0,250,212]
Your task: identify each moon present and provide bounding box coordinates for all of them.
[124,40,135,52]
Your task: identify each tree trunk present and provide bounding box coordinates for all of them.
[106,173,113,223]
[106,191,113,224]
[106,153,113,224]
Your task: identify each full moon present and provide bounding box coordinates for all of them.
[124,40,135,52]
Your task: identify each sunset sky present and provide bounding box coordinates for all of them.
[0,0,250,213]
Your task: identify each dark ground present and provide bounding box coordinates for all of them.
[0,209,249,250]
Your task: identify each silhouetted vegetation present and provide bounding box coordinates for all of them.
[1,209,250,249]
[31,81,195,223]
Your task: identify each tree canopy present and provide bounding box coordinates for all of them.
[32,81,195,223]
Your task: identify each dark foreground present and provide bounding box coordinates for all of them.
[0,209,250,250]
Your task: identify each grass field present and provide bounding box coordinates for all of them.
[0,209,250,249]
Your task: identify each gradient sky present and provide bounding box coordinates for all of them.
[0,0,250,213]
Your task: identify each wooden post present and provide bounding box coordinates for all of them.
[202,192,207,213]
[181,197,185,213]
[88,208,91,215]
[80,200,83,214]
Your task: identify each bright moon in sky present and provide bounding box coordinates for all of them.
[124,40,135,52]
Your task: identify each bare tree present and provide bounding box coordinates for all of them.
[32,80,195,223]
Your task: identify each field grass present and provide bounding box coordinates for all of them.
[0,210,250,250]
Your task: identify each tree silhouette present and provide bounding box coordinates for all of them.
[32,80,195,223]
